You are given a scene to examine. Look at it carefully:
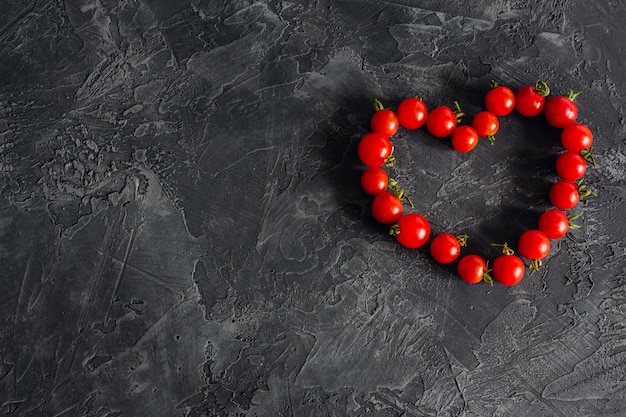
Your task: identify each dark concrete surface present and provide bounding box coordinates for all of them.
[1,1,625,416]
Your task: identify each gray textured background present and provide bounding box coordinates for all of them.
[1,1,625,416]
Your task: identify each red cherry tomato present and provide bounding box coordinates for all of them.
[451,126,479,153]
[472,111,499,139]
[426,106,457,138]
[556,151,587,180]
[361,167,389,195]
[561,123,593,151]
[538,209,569,239]
[485,85,515,116]
[397,97,428,130]
[370,108,399,136]
[392,213,430,249]
[492,255,525,286]
[430,233,462,264]
[457,254,488,284]
[545,94,578,128]
[549,180,579,210]
[518,230,550,261]
[358,133,393,167]
[371,192,403,224]
[515,84,548,117]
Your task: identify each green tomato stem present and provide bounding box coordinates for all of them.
[374,98,386,112]
[565,90,580,101]
[568,213,581,229]
[483,262,494,285]
[535,80,551,97]
[577,179,597,199]
[580,148,597,167]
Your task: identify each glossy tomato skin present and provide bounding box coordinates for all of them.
[485,85,515,116]
[457,254,487,284]
[430,233,461,264]
[545,96,578,128]
[538,209,569,239]
[370,109,399,136]
[515,85,546,116]
[451,126,478,153]
[394,213,431,249]
[397,97,428,130]
[371,192,403,224]
[561,123,593,151]
[549,180,579,210]
[472,111,499,138]
[426,106,457,138]
[358,133,393,167]
[556,151,587,180]
[518,230,551,261]
[361,167,389,195]
[492,255,525,286]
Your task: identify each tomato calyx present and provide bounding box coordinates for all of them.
[453,101,465,123]
[535,80,551,97]
[491,242,515,256]
[580,147,597,167]
[564,89,580,102]
[568,213,581,230]
[456,234,469,247]
[483,262,494,286]
[386,178,414,208]
[373,98,386,112]
[577,179,597,199]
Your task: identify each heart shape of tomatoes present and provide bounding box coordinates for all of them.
[358,81,595,286]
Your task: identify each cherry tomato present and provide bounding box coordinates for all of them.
[556,151,587,180]
[371,193,403,225]
[538,209,569,239]
[561,123,593,151]
[518,229,550,261]
[472,111,499,140]
[426,106,457,138]
[549,179,579,210]
[492,255,525,286]
[451,126,478,153]
[371,192,403,224]
[371,108,399,136]
[358,133,393,167]
[485,85,515,116]
[515,83,548,116]
[545,94,578,128]
[430,233,462,264]
[397,97,428,130]
[457,254,488,284]
[392,213,430,249]
[361,167,389,195]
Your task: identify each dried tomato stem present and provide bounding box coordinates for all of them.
[491,242,515,256]
[453,101,465,123]
[529,259,543,274]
